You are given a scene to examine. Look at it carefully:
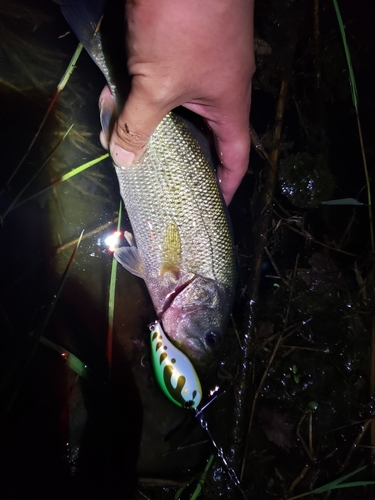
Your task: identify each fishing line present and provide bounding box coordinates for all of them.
[194,392,248,499]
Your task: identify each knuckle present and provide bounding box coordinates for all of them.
[114,120,149,150]
[133,73,177,108]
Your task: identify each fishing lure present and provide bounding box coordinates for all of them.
[150,321,202,409]
[150,322,246,495]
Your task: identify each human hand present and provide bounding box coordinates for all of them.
[99,0,255,205]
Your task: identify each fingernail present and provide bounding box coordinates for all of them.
[111,145,135,169]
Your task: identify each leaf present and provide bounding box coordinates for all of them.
[286,466,375,499]
[190,455,214,500]
[321,198,364,206]
[173,455,214,500]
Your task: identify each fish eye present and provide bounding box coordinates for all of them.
[205,330,222,347]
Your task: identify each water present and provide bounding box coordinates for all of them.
[0,2,210,498]
[1,1,375,499]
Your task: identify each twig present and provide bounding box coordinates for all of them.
[138,477,191,488]
[293,95,309,140]
[296,411,316,462]
[289,464,311,494]
[249,123,272,166]
[231,315,243,349]
[313,0,321,89]
[240,333,284,480]
[339,418,373,472]
[284,254,299,328]
[264,246,291,289]
[55,218,118,254]
[284,222,357,257]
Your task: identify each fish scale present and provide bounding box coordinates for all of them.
[115,111,234,314]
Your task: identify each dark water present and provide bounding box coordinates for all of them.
[1,1,375,499]
[0,2,211,499]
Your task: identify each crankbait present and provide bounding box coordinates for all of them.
[150,321,202,409]
[149,322,246,496]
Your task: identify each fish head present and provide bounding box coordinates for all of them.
[160,276,232,365]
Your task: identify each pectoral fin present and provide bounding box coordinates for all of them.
[124,230,135,246]
[160,221,181,277]
[114,246,144,278]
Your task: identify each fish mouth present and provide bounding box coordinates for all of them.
[177,335,208,361]
[160,303,220,364]
[158,276,209,359]
[158,275,225,363]
[158,275,197,319]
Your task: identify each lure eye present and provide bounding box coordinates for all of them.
[205,330,223,347]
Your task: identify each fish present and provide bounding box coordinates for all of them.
[58,0,235,364]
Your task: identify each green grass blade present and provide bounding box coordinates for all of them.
[106,202,123,367]
[0,43,83,195]
[329,481,375,490]
[40,336,94,380]
[12,153,109,210]
[332,0,358,108]
[332,0,374,253]
[59,153,109,182]
[1,231,84,413]
[190,454,214,500]
[37,230,84,336]
[1,124,74,222]
[57,43,83,91]
[173,455,214,500]
[312,466,367,493]
[173,486,185,500]
[286,466,375,499]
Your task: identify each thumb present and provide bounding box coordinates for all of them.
[108,76,172,168]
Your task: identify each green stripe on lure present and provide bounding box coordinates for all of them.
[150,321,202,409]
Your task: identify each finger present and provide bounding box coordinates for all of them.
[206,114,251,205]
[109,75,175,168]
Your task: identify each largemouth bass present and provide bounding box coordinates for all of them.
[59,0,235,364]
